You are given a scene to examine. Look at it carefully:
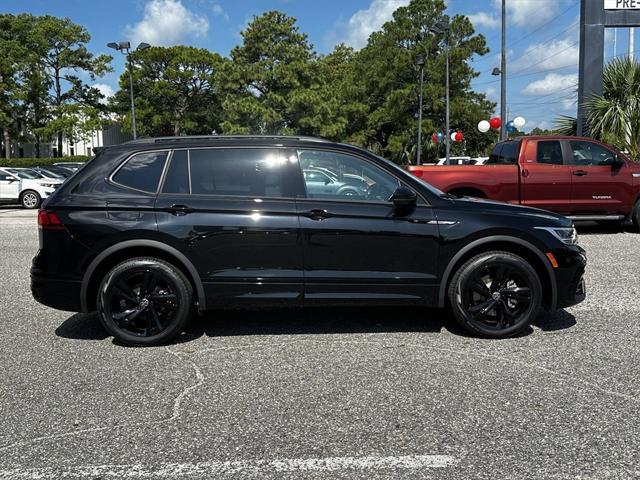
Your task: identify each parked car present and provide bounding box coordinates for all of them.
[435,156,472,166]
[302,169,368,199]
[34,165,74,178]
[53,162,85,171]
[32,135,587,346]
[0,167,63,209]
[408,136,640,228]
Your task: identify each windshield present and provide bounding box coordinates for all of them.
[6,168,42,179]
[369,152,446,197]
[37,169,65,179]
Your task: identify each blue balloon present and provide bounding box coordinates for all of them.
[506,121,517,134]
[437,132,444,142]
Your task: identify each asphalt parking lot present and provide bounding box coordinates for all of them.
[0,208,638,479]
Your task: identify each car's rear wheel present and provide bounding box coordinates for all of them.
[97,257,193,346]
[20,190,41,209]
[448,251,542,338]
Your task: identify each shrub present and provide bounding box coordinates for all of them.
[0,156,89,167]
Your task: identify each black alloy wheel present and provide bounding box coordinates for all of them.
[448,251,542,338]
[97,257,193,346]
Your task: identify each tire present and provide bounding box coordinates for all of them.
[633,200,640,232]
[20,190,41,209]
[96,257,193,347]
[447,251,542,339]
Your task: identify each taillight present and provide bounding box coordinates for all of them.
[38,210,65,231]
[412,170,424,179]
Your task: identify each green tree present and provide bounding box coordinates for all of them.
[219,11,315,134]
[348,0,495,163]
[31,16,112,156]
[111,46,224,137]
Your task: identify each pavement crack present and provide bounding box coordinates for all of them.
[0,347,205,453]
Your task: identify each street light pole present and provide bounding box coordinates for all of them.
[126,53,137,140]
[500,0,507,141]
[107,41,151,140]
[416,54,425,165]
[445,37,450,165]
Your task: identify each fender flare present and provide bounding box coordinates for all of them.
[437,235,557,310]
[80,239,206,312]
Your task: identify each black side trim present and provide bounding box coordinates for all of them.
[437,235,557,310]
[80,240,206,313]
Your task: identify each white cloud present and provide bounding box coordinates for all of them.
[485,86,498,101]
[470,0,572,31]
[337,0,409,50]
[523,73,578,96]
[512,38,579,72]
[212,3,229,21]
[468,12,500,29]
[93,83,115,103]
[125,0,209,47]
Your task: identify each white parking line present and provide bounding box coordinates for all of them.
[0,454,456,478]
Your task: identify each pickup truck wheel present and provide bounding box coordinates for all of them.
[96,257,193,347]
[448,251,542,339]
[633,200,640,231]
[20,190,41,209]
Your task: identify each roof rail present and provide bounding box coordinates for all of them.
[124,135,331,145]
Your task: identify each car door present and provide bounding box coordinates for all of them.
[566,140,632,215]
[0,170,20,200]
[521,139,573,214]
[295,148,440,305]
[155,147,303,307]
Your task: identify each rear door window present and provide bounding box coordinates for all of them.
[488,144,503,164]
[112,151,168,193]
[536,141,564,165]
[500,142,519,164]
[188,148,291,198]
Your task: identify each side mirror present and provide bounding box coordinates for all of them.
[7,177,16,183]
[390,186,417,209]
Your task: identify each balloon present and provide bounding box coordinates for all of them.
[451,132,458,142]
[437,132,444,142]
[489,117,501,129]
[478,120,491,133]
[431,133,439,143]
[455,131,465,142]
[506,121,517,134]
[513,116,526,129]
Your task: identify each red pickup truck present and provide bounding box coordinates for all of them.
[408,136,640,227]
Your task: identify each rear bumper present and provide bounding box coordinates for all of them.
[31,269,82,312]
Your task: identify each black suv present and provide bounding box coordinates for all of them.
[31,136,587,346]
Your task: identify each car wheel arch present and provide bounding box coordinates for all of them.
[447,187,487,199]
[80,240,206,313]
[438,235,557,311]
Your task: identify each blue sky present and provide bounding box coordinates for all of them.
[4,0,630,131]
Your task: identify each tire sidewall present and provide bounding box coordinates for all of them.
[20,190,41,209]
[97,258,192,346]
[449,252,542,338]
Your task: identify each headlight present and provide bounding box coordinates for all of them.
[535,226,578,245]
[39,183,57,188]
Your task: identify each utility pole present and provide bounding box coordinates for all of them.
[445,37,451,165]
[500,0,507,141]
[416,54,425,165]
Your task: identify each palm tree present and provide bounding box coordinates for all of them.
[555,58,640,161]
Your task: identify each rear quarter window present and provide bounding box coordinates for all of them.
[111,151,168,193]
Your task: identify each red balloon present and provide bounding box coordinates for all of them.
[455,131,464,142]
[489,117,501,130]
[431,133,439,143]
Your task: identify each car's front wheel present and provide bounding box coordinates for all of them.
[97,257,193,346]
[448,251,542,338]
[20,190,41,209]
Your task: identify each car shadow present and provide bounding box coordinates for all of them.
[55,306,578,345]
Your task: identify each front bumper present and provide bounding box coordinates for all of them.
[552,247,587,309]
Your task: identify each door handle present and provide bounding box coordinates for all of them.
[573,170,588,177]
[167,204,191,216]
[303,209,331,221]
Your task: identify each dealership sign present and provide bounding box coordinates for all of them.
[605,0,640,9]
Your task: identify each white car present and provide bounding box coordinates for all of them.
[0,167,63,209]
[436,156,472,165]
